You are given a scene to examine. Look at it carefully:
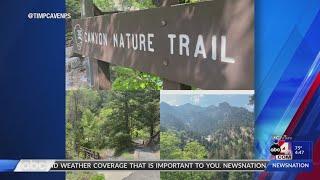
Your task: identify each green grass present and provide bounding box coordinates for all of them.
[66,172,105,180]
[121,151,134,160]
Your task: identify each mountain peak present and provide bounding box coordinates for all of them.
[180,103,196,107]
[160,102,170,106]
[218,102,231,109]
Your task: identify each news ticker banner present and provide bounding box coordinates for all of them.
[0,159,313,172]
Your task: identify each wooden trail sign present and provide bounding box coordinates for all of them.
[72,0,254,90]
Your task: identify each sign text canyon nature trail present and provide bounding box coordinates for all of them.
[72,0,254,89]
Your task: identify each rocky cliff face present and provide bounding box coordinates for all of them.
[66,47,90,90]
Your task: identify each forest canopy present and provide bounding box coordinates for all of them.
[66,89,160,159]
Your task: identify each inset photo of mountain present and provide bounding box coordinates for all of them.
[160,90,255,179]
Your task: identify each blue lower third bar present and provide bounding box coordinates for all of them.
[266,160,313,172]
[0,160,19,172]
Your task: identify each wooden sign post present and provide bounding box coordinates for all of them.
[80,0,111,90]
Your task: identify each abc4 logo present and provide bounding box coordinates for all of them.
[270,140,292,156]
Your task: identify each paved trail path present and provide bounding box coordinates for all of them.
[99,143,160,180]
[124,147,160,180]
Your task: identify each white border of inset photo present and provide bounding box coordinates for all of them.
[160,90,254,95]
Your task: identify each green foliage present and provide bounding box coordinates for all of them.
[110,132,132,153]
[161,170,253,180]
[160,128,254,179]
[93,0,154,11]
[112,67,162,90]
[103,90,160,153]
[160,132,183,159]
[161,171,216,180]
[66,0,80,46]
[80,109,108,149]
[160,123,254,179]
[90,174,105,180]
[94,0,115,11]
[104,91,136,149]
[130,0,155,9]
[161,131,207,160]
[66,89,106,158]
[206,127,254,159]
[132,128,149,141]
[121,151,134,160]
[183,141,207,159]
[66,0,81,19]
[66,89,160,158]
[229,172,252,180]
[66,172,105,180]
[66,122,75,159]
[161,131,206,162]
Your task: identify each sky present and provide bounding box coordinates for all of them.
[160,91,254,112]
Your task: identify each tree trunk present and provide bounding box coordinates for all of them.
[73,92,79,158]
[124,96,130,134]
[149,120,154,142]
